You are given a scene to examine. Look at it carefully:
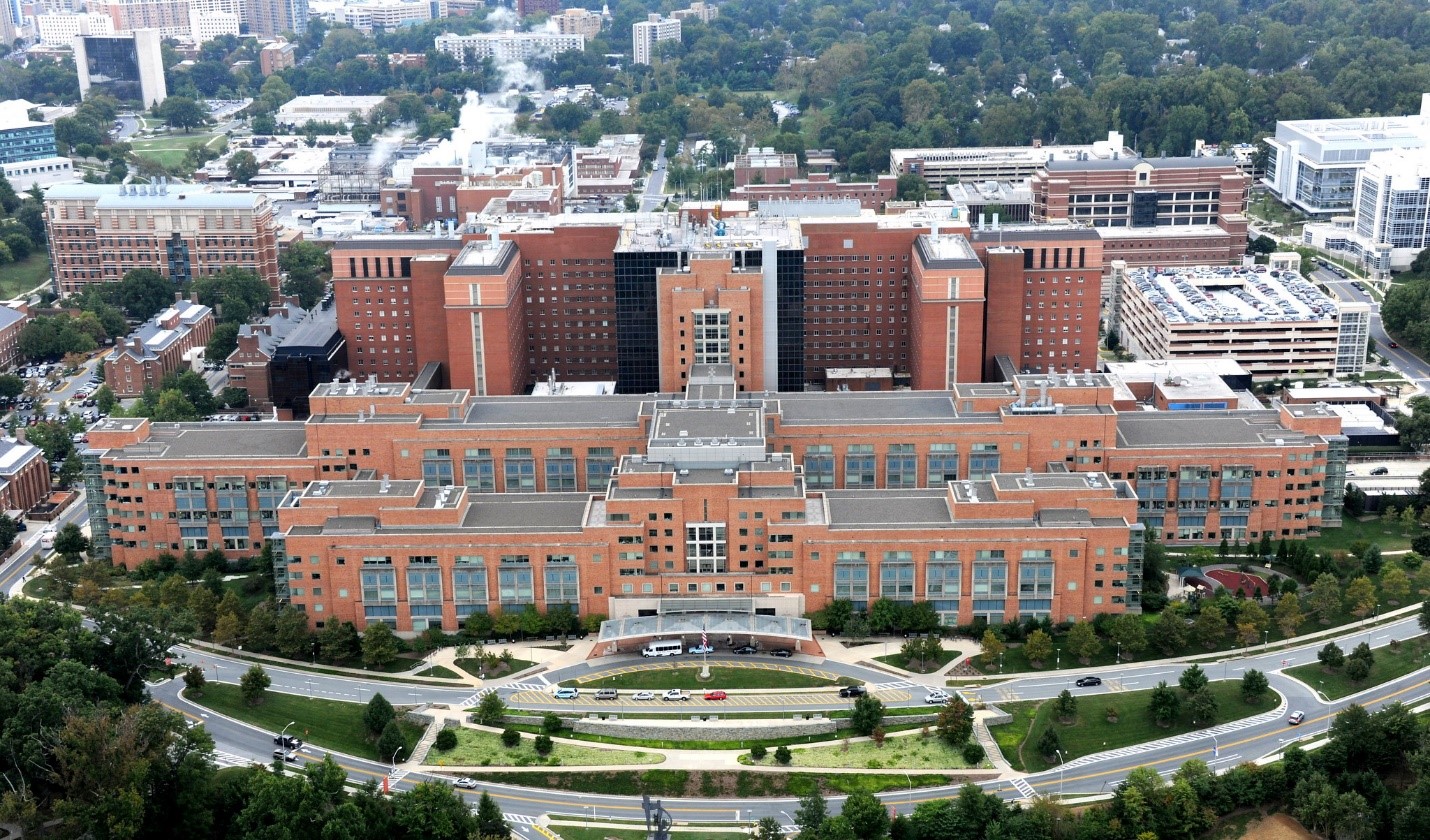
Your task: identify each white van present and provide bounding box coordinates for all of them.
[641,640,683,658]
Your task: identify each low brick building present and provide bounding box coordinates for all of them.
[102,300,214,397]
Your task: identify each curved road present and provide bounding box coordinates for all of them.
[159,612,1430,832]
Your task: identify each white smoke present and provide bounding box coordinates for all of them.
[413,90,517,171]
[366,125,411,172]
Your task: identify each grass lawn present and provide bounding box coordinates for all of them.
[873,649,962,674]
[569,667,848,690]
[0,253,51,298]
[454,656,536,679]
[427,727,662,768]
[769,730,983,770]
[989,681,1279,773]
[552,828,746,840]
[414,664,460,679]
[186,683,423,762]
[1306,515,1415,553]
[1285,637,1430,700]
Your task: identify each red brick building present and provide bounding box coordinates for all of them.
[101,301,215,397]
[84,365,1348,634]
[732,173,898,211]
[1030,155,1250,266]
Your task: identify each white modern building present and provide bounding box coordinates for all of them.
[36,13,115,44]
[632,12,680,65]
[434,30,585,69]
[342,0,444,32]
[1262,93,1430,217]
[1116,263,1369,380]
[890,132,1133,190]
[275,94,387,126]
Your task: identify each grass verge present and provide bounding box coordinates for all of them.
[772,729,983,770]
[428,727,662,767]
[568,667,848,690]
[988,681,1279,773]
[462,769,964,797]
[185,683,423,762]
[515,720,927,751]
[1284,637,1430,700]
[872,649,962,673]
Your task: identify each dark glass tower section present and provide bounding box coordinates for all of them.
[775,249,805,392]
[614,250,678,393]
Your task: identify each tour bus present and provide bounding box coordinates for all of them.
[641,639,684,657]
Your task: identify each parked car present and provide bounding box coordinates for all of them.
[1288,710,1305,725]
[595,688,619,700]
[924,689,951,705]
[662,689,690,701]
[455,777,478,789]
[732,644,758,655]
[631,691,656,701]
[553,687,580,700]
[703,690,727,700]
[1075,676,1103,687]
[839,685,868,698]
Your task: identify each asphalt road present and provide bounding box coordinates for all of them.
[1313,267,1430,390]
[640,142,668,213]
[161,612,1430,828]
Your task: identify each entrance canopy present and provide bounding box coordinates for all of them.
[598,612,813,644]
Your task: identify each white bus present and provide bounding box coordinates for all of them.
[641,640,683,657]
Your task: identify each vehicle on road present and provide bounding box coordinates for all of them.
[1075,676,1103,687]
[455,777,478,788]
[662,689,690,701]
[839,685,867,698]
[553,687,580,699]
[703,690,727,700]
[924,689,951,704]
[595,688,619,700]
[631,691,656,701]
[272,749,298,762]
[1288,710,1305,725]
[732,644,758,655]
[687,644,713,655]
[769,649,793,658]
[642,639,684,657]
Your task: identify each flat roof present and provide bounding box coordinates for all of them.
[98,421,310,459]
[1115,412,1316,448]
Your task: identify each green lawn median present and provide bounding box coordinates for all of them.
[567,667,849,690]
[1285,637,1430,700]
[428,727,663,767]
[184,683,423,762]
[988,681,1279,773]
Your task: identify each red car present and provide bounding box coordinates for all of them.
[703,690,727,701]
